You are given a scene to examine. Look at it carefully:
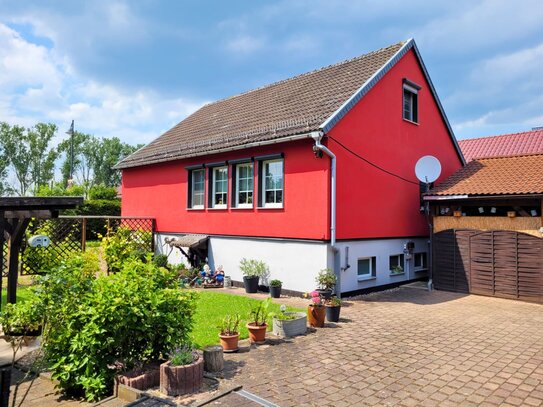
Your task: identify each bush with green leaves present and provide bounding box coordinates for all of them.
[35,253,198,401]
[101,227,150,273]
[239,258,268,277]
[153,253,169,268]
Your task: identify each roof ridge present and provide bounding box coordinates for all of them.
[459,129,543,143]
[204,41,406,107]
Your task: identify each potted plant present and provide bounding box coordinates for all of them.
[246,298,271,344]
[272,305,307,337]
[0,299,43,342]
[325,296,342,323]
[269,279,282,298]
[239,258,267,293]
[218,314,240,352]
[160,343,204,396]
[305,290,326,328]
[390,265,404,275]
[315,268,337,299]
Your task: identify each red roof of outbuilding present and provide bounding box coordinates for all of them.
[458,129,543,162]
[428,154,543,197]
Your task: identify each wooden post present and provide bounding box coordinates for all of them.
[6,218,30,304]
[81,217,87,252]
[203,345,224,373]
[0,368,11,407]
[0,213,5,312]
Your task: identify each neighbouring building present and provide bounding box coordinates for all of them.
[116,39,464,295]
[425,154,543,303]
[459,128,543,162]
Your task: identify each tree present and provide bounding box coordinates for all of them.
[94,137,142,187]
[29,123,59,195]
[0,123,10,195]
[0,122,58,196]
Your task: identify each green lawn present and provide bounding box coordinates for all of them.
[190,291,303,348]
[1,285,33,306]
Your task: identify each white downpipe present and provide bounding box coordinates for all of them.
[311,131,340,296]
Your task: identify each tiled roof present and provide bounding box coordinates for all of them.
[429,154,543,196]
[458,129,543,162]
[116,42,406,169]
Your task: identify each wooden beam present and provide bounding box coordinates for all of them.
[4,210,54,219]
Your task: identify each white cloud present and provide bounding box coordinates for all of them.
[418,0,543,54]
[0,22,205,146]
[225,35,265,54]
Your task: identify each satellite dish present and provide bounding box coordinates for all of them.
[415,155,441,183]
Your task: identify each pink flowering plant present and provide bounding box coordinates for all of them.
[303,290,325,307]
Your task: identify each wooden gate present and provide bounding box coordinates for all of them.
[433,229,543,303]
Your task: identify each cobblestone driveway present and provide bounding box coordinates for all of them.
[220,286,543,406]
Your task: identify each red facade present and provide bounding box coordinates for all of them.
[121,49,463,241]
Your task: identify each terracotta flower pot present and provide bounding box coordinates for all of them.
[247,323,267,344]
[219,333,240,352]
[307,305,326,327]
[160,358,204,396]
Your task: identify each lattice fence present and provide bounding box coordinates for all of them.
[1,216,155,276]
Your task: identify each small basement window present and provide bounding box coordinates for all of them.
[188,168,205,209]
[389,254,405,275]
[414,252,428,271]
[357,257,376,281]
[403,79,421,123]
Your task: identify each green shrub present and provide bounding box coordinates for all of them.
[101,227,150,273]
[239,258,268,277]
[153,254,169,268]
[37,253,198,401]
[88,185,118,201]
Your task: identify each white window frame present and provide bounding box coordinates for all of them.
[261,159,284,208]
[211,166,228,209]
[235,163,254,208]
[403,80,420,124]
[190,169,205,209]
[357,257,376,281]
[389,254,405,274]
[414,252,428,271]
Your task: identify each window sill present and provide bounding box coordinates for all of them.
[231,207,254,210]
[414,268,428,273]
[208,207,228,211]
[389,272,405,276]
[357,276,376,282]
[257,206,284,210]
[403,118,419,126]
[187,208,205,211]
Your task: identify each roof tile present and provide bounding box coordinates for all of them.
[429,154,543,196]
[117,42,405,169]
[458,129,543,161]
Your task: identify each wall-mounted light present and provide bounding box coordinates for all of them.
[507,211,516,218]
[531,209,538,217]
[478,207,484,214]
[490,207,497,214]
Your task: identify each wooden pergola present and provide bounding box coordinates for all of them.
[0,197,83,307]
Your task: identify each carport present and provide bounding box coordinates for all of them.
[425,154,543,303]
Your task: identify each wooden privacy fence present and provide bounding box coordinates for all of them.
[2,216,155,277]
[433,229,543,303]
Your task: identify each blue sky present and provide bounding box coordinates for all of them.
[0,0,542,147]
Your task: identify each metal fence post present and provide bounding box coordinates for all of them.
[81,217,87,252]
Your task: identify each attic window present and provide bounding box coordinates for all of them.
[403,79,421,123]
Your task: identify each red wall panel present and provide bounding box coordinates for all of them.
[328,49,463,239]
[121,139,331,240]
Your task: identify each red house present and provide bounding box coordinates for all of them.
[116,39,464,295]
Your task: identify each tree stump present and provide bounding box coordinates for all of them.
[203,345,224,372]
